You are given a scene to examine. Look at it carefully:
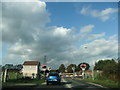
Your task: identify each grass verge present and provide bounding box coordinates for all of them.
[83,78,119,88]
[2,78,45,86]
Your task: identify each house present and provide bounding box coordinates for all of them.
[22,61,40,78]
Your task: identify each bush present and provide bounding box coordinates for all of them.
[94,59,119,81]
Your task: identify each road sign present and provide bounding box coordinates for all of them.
[82,68,85,71]
[40,65,48,71]
[80,64,86,70]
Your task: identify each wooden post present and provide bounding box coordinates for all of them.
[0,72,2,90]
[3,69,7,83]
[1,72,3,82]
[82,68,85,79]
[92,66,94,80]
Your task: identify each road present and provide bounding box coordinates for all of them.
[2,77,108,90]
[62,77,107,88]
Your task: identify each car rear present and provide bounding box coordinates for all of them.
[46,73,61,85]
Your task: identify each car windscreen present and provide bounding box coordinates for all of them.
[49,73,59,77]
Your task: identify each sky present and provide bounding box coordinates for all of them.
[1,0,119,69]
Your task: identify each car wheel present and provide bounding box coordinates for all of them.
[58,82,61,85]
[47,81,49,85]
[58,81,61,85]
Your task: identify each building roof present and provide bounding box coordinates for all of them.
[23,61,40,65]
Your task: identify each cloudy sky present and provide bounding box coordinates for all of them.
[1,0,118,69]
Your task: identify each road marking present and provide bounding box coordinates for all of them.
[85,82,108,88]
[75,78,108,88]
[12,84,37,86]
[41,82,46,85]
[62,78,73,88]
[73,78,108,88]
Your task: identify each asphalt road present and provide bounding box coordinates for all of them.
[2,77,108,90]
[62,77,107,89]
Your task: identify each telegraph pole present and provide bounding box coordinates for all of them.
[44,55,47,65]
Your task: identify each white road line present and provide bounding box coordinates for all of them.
[41,82,46,85]
[62,78,73,88]
[85,82,108,88]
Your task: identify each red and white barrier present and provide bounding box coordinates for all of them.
[61,74,82,77]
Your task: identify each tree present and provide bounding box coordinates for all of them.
[78,62,90,70]
[50,69,60,73]
[66,64,76,73]
[75,66,81,72]
[94,59,119,81]
[94,59,116,70]
[103,62,117,75]
[58,64,65,73]
[118,60,120,81]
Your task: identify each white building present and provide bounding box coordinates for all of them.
[22,61,40,78]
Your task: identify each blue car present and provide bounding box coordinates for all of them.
[46,73,61,85]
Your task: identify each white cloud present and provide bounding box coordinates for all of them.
[79,25,105,41]
[72,37,118,65]
[2,1,50,43]
[80,24,94,33]
[1,0,75,67]
[53,27,71,36]
[80,6,91,15]
[88,32,105,40]
[2,1,118,69]
[80,7,118,21]
[108,34,118,40]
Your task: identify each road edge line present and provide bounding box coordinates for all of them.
[85,81,108,89]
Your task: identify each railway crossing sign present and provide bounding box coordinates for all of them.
[80,64,86,70]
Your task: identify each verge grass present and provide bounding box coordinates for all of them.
[83,78,119,88]
[2,78,45,86]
